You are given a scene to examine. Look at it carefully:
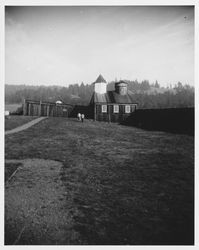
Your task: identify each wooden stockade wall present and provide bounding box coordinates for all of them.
[122,107,194,136]
[23,100,73,117]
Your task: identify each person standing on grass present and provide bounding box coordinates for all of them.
[81,113,85,123]
[77,113,81,121]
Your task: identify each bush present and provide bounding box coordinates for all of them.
[11,106,23,115]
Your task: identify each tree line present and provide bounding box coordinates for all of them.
[5,80,194,109]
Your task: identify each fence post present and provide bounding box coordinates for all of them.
[23,99,27,115]
[28,103,31,116]
[47,105,50,117]
[39,101,42,116]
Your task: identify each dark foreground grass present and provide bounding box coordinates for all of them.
[5,117,194,245]
[5,116,37,131]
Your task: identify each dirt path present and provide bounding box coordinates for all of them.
[5,158,77,245]
[5,117,47,135]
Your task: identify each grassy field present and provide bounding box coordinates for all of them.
[5,117,194,245]
[5,116,38,131]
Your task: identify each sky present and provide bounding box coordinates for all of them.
[5,6,194,87]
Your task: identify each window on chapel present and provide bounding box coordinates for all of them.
[125,105,131,113]
[114,105,119,113]
[102,105,107,113]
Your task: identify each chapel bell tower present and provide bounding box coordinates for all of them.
[93,74,107,94]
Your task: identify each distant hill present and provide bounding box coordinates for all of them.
[140,87,176,95]
[5,84,29,96]
[5,80,194,109]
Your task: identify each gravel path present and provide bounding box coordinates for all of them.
[5,158,76,245]
[5,117,47,135]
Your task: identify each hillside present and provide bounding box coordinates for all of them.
[5,118,194,245]
[5,81,194,108]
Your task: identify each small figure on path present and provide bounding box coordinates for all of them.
[77,113,81,121]
[81,113,85,123]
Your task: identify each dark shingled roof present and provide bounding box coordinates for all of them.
[94,74,107,84]
[115,80,128,86]
[90,91,136,104]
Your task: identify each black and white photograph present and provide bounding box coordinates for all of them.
[3,2,196,246]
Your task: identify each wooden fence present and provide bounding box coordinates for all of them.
[122,107,194,135]
[23,99,73,117]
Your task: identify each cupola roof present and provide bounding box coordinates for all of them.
[94,74,107,84]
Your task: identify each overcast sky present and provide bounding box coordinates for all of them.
[5,6,194,87]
